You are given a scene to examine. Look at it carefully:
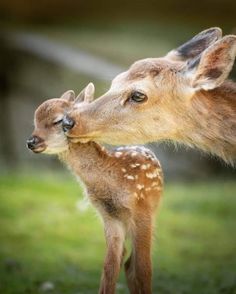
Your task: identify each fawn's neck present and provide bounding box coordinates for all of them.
[179,81,236,163]
[59,141,110,184]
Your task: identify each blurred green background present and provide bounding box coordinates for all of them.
[0,1,236,293]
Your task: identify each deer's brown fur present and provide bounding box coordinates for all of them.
[28,86,163,294]
[64,28,236,165]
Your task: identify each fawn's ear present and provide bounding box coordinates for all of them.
[75,83,95,103]
[185,35,236,91]
[166,27,222,62]
[60,90,75,102]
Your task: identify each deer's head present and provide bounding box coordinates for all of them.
[64,28,236,145]
[27,83,95,154]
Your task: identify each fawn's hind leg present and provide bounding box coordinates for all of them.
[125,212,153,294]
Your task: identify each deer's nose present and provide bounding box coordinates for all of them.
[27,136,40,150]
[62,116,75,132]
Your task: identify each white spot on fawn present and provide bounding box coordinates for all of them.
[121,168,126,173]
[130,163,139,168]
[146,172,154,179]
[115,152,122,158]
[140,192,145,199]
[124,175,135,180]
[153,186,162,191]
[134,192,138,198]
[146,169,159,179]
[131,152,138,157]
[137,184,144,190]
[131,163,141,168]
[153,169,160,177]
[141,163,151,170]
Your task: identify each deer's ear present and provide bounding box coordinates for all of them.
[166,27,222,62]
[60,90,75,102]
[75,83,95,104]
[185,35,236,90]
[84,82,95,103]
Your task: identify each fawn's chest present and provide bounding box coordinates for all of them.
[86,184,131,220]
[69,157,131,219]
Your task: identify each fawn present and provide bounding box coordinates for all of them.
[63,28,236,165]
[27,83,163,294]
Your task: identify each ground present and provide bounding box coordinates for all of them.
[0,172,235,294]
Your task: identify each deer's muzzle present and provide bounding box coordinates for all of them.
[62,116,75,132]
[26,135,45,153]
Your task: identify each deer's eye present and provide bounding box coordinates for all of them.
[129,91,147,103]
[53,119,63,126]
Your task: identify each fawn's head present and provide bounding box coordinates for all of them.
[64,28,236,145]
[27,83,95,154]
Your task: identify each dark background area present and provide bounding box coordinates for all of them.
[1,0,236,24]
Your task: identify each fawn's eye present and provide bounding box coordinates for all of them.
[129,91,147,103]
[53,119,63,126]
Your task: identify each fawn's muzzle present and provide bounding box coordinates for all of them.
[27,136,42,150]
[62,116,75,132]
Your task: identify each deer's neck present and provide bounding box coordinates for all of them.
[58,141,110,184]
[179,81,236,163]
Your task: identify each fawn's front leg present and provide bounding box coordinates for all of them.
[99,219,125,294]
[125,213,153,294]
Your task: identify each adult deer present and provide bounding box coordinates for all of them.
[64,28,236,165]
[27,84,163,294]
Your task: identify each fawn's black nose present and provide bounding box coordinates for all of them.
[62,116,75,132]
[27,136,40,150]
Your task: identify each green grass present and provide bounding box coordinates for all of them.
[0,174,236,294]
